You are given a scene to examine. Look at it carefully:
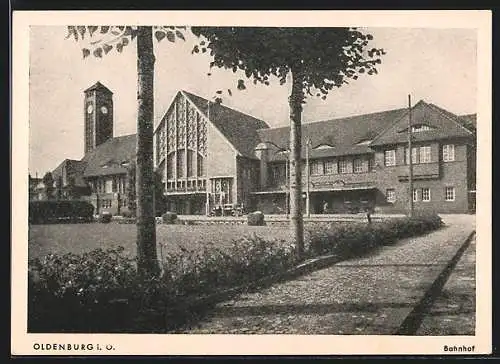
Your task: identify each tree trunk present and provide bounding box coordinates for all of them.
[289,68,305,261]
[136,26,159,277]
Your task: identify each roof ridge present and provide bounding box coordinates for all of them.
[259,106,409,132]
[369,100,427,145]
[182,89,269,127]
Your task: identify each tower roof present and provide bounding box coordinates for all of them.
[84,81,113,94]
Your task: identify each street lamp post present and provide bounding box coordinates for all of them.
[305,138,311,218]
[408,94,414,218]
[205,99,211,216]
[285,153,289,218]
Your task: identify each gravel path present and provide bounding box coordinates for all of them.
[175,216,475,335]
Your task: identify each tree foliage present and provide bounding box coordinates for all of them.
[190,27,385,260]
[190,27,385,102]
[66,25,187,58]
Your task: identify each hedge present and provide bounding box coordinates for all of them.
[28,213,443,333]
[308,213,444,257]
[29,200,94,224]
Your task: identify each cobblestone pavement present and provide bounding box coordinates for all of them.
[416,234,476,335]
[174,216,475,335]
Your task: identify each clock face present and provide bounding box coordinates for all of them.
[86,104,94,114]
[100,106,108,114]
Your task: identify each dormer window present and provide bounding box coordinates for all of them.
[356,139,372,145]
[411,124,432,132]
[313,144,335,150]
[398,123,435,134]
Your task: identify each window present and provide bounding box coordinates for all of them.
[386,189,396,203]
[421,187,431,202]
[167,153,175,179]
[197,154,206,177]
[405,146,432,164]
[405,147,418,165]
[384,150,396,166]
[323,159,337,174]
[112,177,117,192]
[368,158,375,171]
[101,199,112,209]
[353,158,366,173]
[445,187,455,201]
[105,179,113,193]
[187,150,194,177]
[413,189,418,202]
[310,160,324,175]
[419,146,432,163]
[177,150,185,177]
[338,160,349,174]
[443,144,455,162]
[271,164,285,184]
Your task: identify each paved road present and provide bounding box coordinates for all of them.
[174,215,475,335]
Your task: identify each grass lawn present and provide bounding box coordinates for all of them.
[28,223,304,261]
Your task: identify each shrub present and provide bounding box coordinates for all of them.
[247,211,265,226]
[162,212,177,224]
[121,210,135,218]
[98,211,112,223]
[28,235,296,333]
[28,247,140,332]
[309,213,443,256]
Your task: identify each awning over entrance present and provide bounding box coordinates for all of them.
[166,191,207,196]
[251,181,377,194]
[310,180,376,192]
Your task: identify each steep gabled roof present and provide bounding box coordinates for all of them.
[82,134,136,177]
[257,107,408,161]
[370,101,474,146]
[182,91,270,159]
[84,81,113,94]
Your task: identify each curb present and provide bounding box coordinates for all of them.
[394,230,476,335]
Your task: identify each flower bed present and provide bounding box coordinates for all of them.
[28,213,443,333]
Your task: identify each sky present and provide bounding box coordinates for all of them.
[29,26,477,176]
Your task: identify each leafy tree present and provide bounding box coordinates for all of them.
[191,27,385,260]
[67,25,185,278]
[42,172,55,200]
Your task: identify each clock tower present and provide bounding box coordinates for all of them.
[83,81,114,154]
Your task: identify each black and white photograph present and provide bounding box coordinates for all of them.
[12,10,491,356]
